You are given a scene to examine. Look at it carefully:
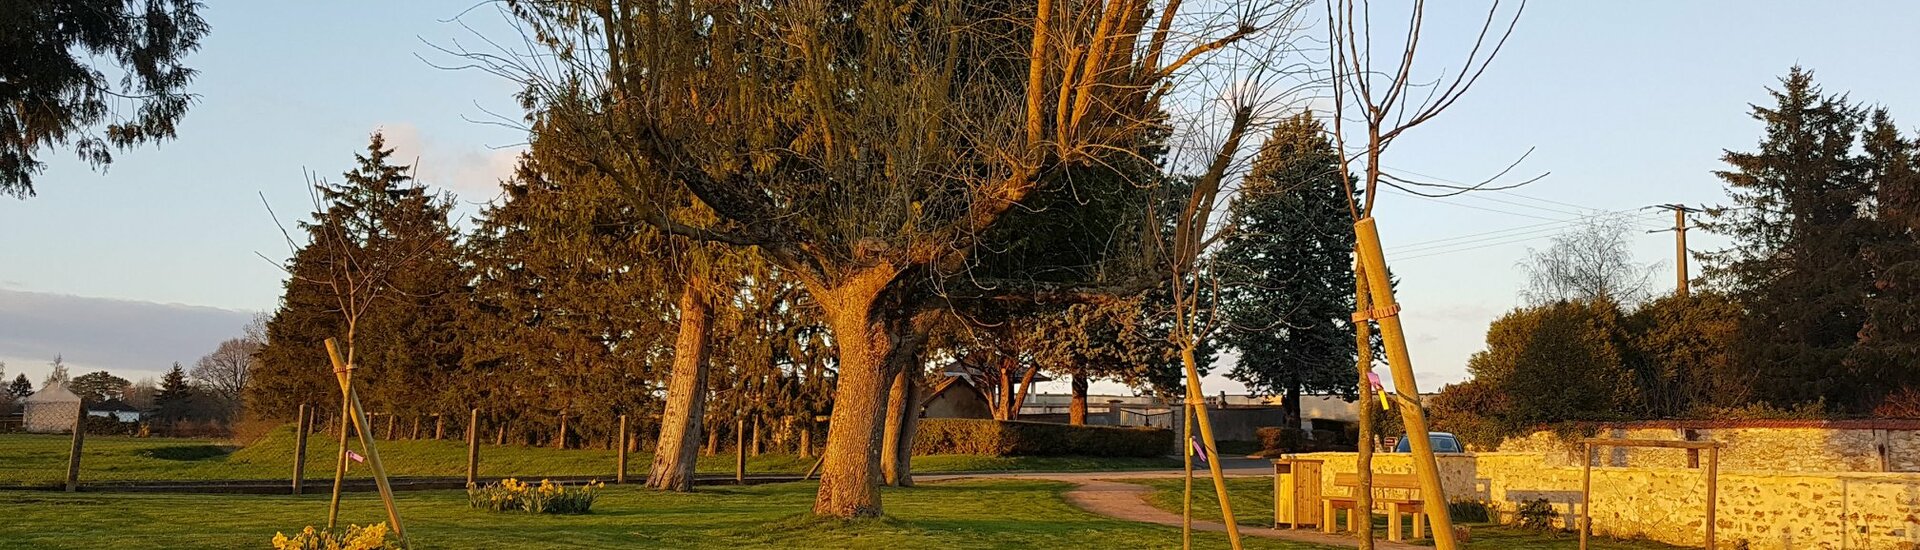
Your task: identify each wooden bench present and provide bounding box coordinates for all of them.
[1321,473,1428,542]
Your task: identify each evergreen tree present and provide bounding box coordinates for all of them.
[1700,67,1877,410]
[1,0,209,197]
[459,149,673,449]
[1217,112,1359,426]
[251,132,465,420]
[155,363,193,421]
[1857,109,1920,400]
[8,374,31,399]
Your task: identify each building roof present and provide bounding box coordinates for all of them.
[88,398,141,413]
[22,381,79,403]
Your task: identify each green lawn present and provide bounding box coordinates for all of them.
[0,479,1335,549]
[1124,477,1686,550]
[0,428,1180,487]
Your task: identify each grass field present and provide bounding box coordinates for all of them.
[0,479,1335,549]
[1124,477,1687,550]
[0,428,1181,486]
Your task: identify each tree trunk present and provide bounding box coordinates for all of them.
[810,268,900,518]
[882,369,913,486]
[647,282,714,492]
[1010,366,1039,421]
[751,416,762,457]
[1284,381,1303,430]
[1070,372,1089,425]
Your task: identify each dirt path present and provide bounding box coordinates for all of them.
[923,461,1425,550]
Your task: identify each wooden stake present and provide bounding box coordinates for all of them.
[410,416,421,440]
[735,416,747,484]
[1579,442,1592,550]
[466,408,480,486]
[1705,446,1718,549]
[1355,218,1456,550]
[616,414,630,484]
[293,404,310,495]
[65,405,85,492]
[434,414,444,440]
[557,414,569,449]
[325,338,405,539]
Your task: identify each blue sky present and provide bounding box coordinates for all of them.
[3,1,1919,393]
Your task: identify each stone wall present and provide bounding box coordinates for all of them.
[1287,450,1920,549]
[1494,421,1920,473]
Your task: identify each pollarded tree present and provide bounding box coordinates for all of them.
[476,0,1285,518]
[1,0,210,198]
[1218,112,1360,427]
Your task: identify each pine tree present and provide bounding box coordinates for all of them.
[1217,112,1360,426]
[1857,109,1920,399]
[7,374,30,399]
[459,149,672,450]
[1699,67,1877,410]
[250,132,466,421]
[156,363,194,422]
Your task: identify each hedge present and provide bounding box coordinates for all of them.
[912,418,1173,457]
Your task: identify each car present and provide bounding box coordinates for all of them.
[1390,432,1464,453]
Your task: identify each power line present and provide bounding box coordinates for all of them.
[1393,219,1672,262]
[1386,210,1664,254]
[1388,212,1665,256]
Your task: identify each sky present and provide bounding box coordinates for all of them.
[4,1,1920,395]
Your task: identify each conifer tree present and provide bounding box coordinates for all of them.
[1857,109,1920,399]
[8,374,31,399]
[1700,67,1877,410]
[252,132,464,420]
[155,363,194,422]
[1217,112,1360,426]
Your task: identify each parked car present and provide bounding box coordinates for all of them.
[1391,432,1464,453]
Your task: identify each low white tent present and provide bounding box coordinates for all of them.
[23,381,81,433]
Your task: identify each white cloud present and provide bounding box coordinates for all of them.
[375,122,524,202]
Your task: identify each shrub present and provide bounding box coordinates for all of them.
[1448,500,1493,523]
[468,478,601,514]
[912,419,1171,457]
[1514,498,1556,531]
[271,523,401,550]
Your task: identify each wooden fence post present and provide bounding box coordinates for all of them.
[385,414,396,441]
[65,405,85,492]
[293,404,310,495]
[411,416,421,440]
[1705,446,1719,550]
[466,408,480,486]
[735,416,746,484]
[616,414,629,484]
[435,414,445,440]
[557,414,569,449]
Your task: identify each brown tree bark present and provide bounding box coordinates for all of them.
[881,368,923,487]
[646,281,714,491]
[810,267,900,518]
[1069,372,1089,425]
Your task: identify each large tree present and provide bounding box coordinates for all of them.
[192,337,259,417]
[154,362,194,422]
[1218,112,1359,426]
[484,0,1278,517]
[1465,300,1637,431]
[8,374,31,399]
[1700,67,1878,411]
[69,371,131,404]
[252,133,465,420]
[1518,215,1656,306]
[1,0,209,197]
[1856,109,1920,402]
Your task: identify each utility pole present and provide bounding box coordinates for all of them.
[1650,204,1702,297]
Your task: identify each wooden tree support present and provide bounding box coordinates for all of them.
[324,338,406,540]
[1578,438,1722,550]
[1354,218,1456,550]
